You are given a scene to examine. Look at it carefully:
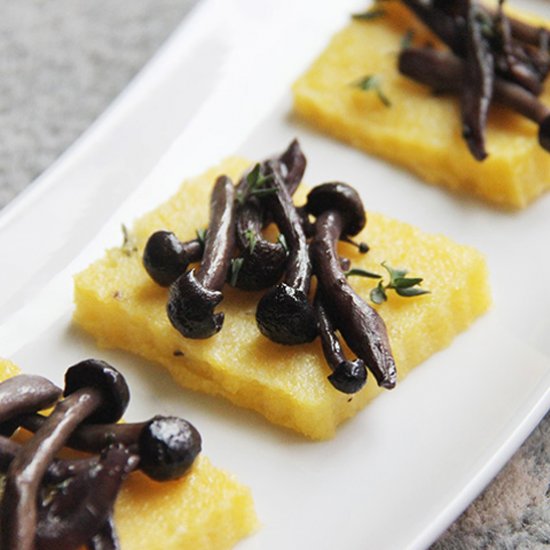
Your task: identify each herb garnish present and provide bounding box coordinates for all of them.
[237,163,277,205]
[401,29,415,49]
[345,261,429,303]
[352,75,392,107]
[370,261,430,304]
[352,8,386,21]
[195,228,207,248]
[277,233,288,254]
[229,257,244,287]
[244,228,257,254]
[344,267,382,279]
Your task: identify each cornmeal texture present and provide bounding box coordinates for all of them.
[293,4,550,209]
[73,158,491,439]
[0,359,258,550]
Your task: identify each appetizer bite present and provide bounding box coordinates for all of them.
[73,142,490,440]
[293,1,550,208]
[0,358,257,550]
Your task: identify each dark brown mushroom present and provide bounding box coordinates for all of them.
[0,359,130,550]
[399,47,550,152]
[86,516,120,550]
[308,183,397,389]
[0,374,62,436]
[314,290,367,394]
[138,415,202,481]
[461,0,495,161]
[233,140,306,291]
[12,412,202,482]
[167,175,236,338]
[255,161,317,345]
[35,444,137,550]
[142,230,203,287]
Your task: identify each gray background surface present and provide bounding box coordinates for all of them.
[1,1,548,548]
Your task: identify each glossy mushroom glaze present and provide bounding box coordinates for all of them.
[395,0,550,159]
[0,359,202,550]
[143,140,405,395]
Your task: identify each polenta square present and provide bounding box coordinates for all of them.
[73,158,490,439]
[0,359,258,550]
[292,3,550,209]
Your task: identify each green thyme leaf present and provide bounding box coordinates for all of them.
[277,233,288,253]
[370,282,388,304]
[248,188,278,199]
[392,276,423,289]
[395,286,431,297]
[229,257,244,287]
[121,224,137,256]
[239,163,275,205]
[244,228,257,254]
[381,261,408,284]
[352,8,385,21]
[369,261,430,303]
[353,75,392,107]
[401,29,415,49]
[345,268,382,279]
[195,228,207,248]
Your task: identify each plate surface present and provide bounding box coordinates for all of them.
[0,0,549,549]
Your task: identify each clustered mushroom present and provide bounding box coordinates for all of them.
[394,0,550,159]
[145,141,403,395]
[0,359,202,550]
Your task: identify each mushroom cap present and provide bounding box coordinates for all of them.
[306,182,366,236]
[138,416,202,481]
[539,114,550,153]
[327,359,367,394]
[167,269,224,338]
[143,230,189,287]
[256,283,317,345]
[64,359,130,424]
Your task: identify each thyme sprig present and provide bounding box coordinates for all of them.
[195,228,207,248]
[244,228,257,254]
[229,257,244,287]
[352,8,386,21]
[370,261,430,304]
[345,261,430,304]
[352,75,392,107]
[344,267,382,279]
[237,163,277,205]
[277,233,288,254]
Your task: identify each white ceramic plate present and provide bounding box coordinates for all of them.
[1,1,549,548]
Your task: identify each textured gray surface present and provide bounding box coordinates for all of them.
[1,1,548,548]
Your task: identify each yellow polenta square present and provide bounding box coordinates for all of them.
[73,158,490,439]
[292,3,550,209]
[0,359,258,550]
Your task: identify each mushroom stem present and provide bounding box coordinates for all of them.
[18,413,144,453]
[0,374,62,434]
[461,0,494,161]
[1,388,105,550]
[255,162,317,345]
[398,47,550,151]
[10,413,202,482]
[314,291,367,394]
[310,209,397,389]
[0,435,101,483]
[167,175,236,338]
[86,516,120,550]
[233,140,306,291]
[1,359,130,550]
[35,445,137,550]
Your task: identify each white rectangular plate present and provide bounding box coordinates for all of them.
[0,0,549,549]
